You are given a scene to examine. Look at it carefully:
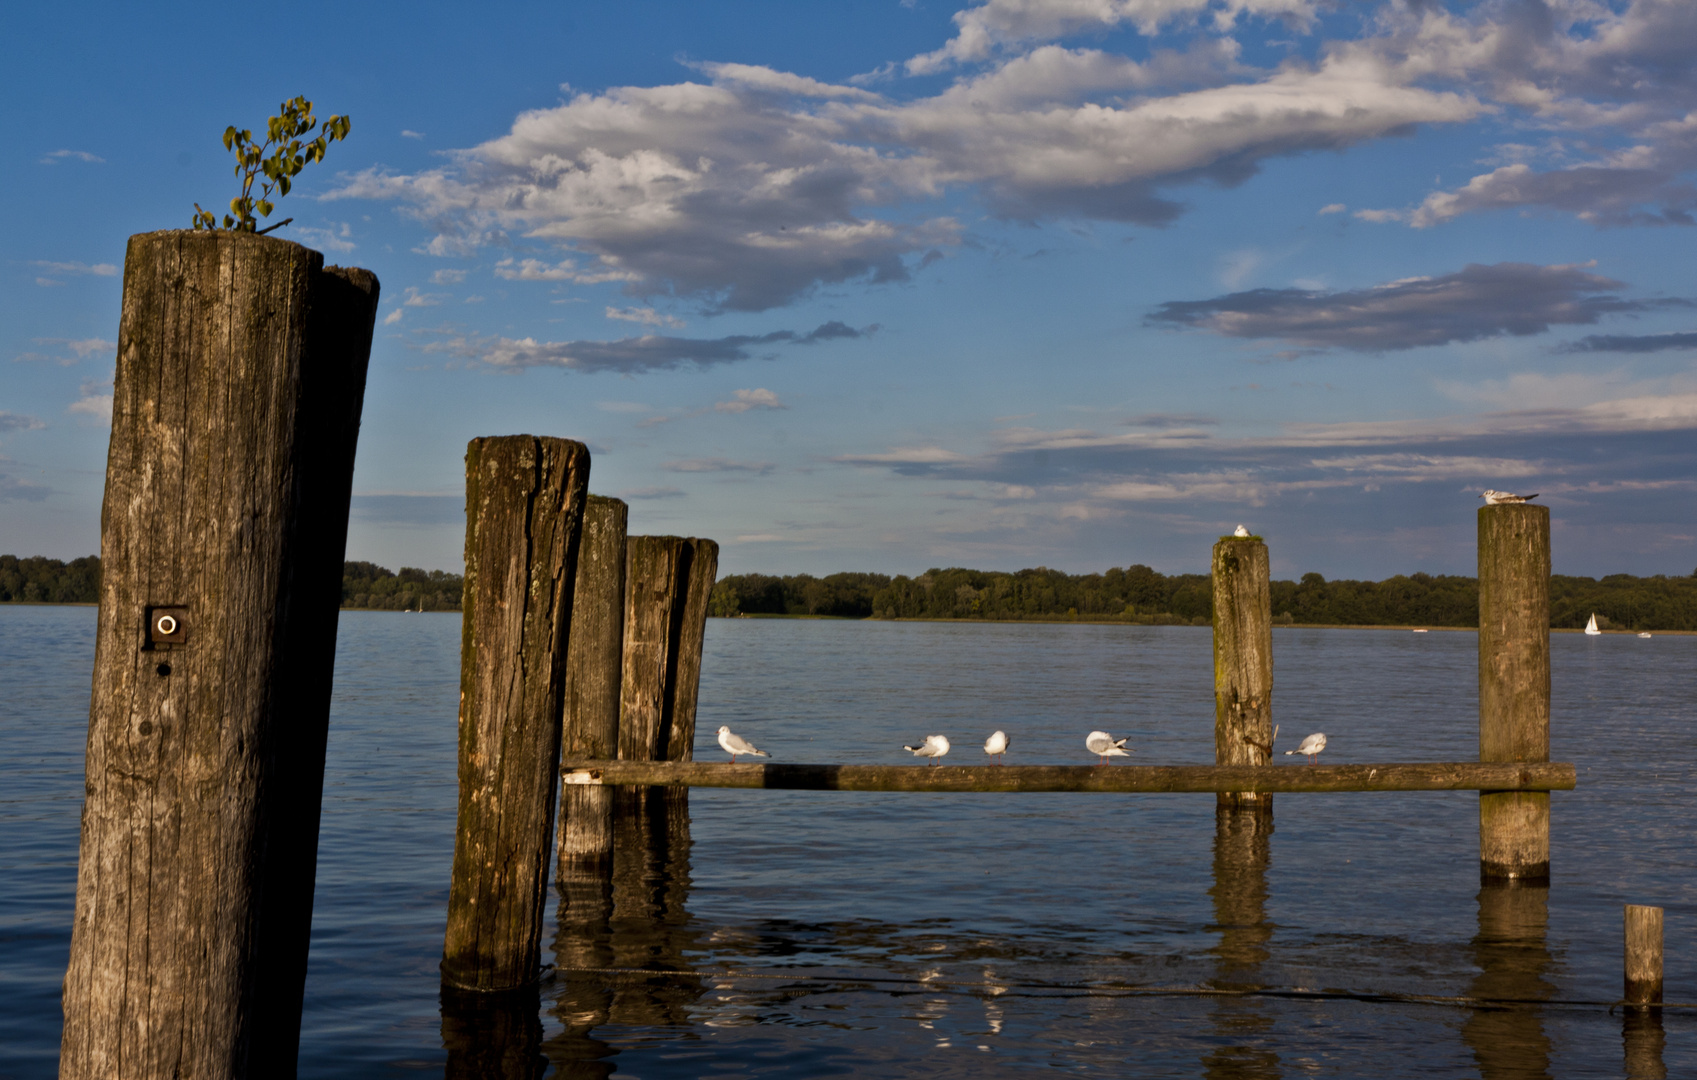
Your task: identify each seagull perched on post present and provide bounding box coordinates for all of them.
[904,734,950,765]
[717,726,768,763]
[1285,732,1327,764]
[1480,490,1539,505]
[1085,730,1132,765]
[983,730,1009,764]
[1233,524,1250,537]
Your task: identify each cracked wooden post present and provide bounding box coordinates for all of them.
[1212,534,1273,812]
[1478,503,1551,883]
[620,536,718,766]
[60,231,378,1080]
[556,495,628,885]
[442,436,589,992]
[1625,904,1664,1008]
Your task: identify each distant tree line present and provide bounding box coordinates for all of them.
[8,554,1696,630]
[709,566,1697,631]
[0,555,463,611]
[340,561,463,611]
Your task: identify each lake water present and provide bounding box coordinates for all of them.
[2,606,1693,1078]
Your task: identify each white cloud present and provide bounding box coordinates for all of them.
[17,337,114,365]
[606,305,686,328]
[401,130,425,139]
[68,377,113,423]
[31,260,118,285]
[291,222,356,254]
[1317,202,1346,215]
[40,149,103,164]
[430,268,468,285]
[835,446,970,465]
[334,41,1473,310]
[661,457,775,474]
[0,411,46,432]
[597,400,653,413]
[714,388,786,413]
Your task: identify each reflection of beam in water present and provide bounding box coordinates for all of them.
[1203,804,1280,1080]
[1463,884,1553,1080]
[1623,1010,1667,1080]
[441,984,547,1080]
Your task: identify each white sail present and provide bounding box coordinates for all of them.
[1584,613,1602,636]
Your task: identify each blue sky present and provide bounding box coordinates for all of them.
[4,0,1696,579]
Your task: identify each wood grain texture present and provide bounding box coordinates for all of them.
[666,539,717,764]
[560,760,1576,793]
[1625,904,1664,1006]
[618,536,715,763]
[557,496,627,880]
[1478,504,1551,882]
[1212,538,1274,809]
[60,230,377,1080]
[444,436,589,991]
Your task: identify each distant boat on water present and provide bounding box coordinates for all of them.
[1412,628,1428,633]
[1584,613,1602,636]
[1639,632,1653,639]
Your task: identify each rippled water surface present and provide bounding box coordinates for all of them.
[3,606,1694,1078]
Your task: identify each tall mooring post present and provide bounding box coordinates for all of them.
[1212,534,1274,811]
[1477,503,1551,882]
[60,231,378,1080]
[443,436,589,991]
[619,536,719,766]
[557,495,629,883]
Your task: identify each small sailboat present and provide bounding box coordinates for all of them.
[1638,632,1652,639]
[1584,613,1602,636]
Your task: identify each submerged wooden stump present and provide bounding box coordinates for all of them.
[1212,536,1273,809]
[1477,504,1551,882]
[557,496,628,883]
[60,230,377,1080]
[443,436,589,992]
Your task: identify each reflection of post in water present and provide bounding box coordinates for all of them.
[547,850,617,1080]
[440,983,547,1080]
[1462,883,1554,1080]
[1622,1010,1667,1080]
[1202,804,1279,1080]
[606,786,701,1026]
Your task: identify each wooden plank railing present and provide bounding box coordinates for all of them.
[560,760,1576,794]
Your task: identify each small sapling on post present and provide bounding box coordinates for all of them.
[192,95,350,234]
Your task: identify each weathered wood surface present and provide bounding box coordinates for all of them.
[1625,904,1665,1006]
[560,760,1576,793]
[61,230,377,1080]
[1212,537,1273,809]
[1478,504,1552,882]
[667,539,718,764]
[557,495,628,882]
[443,436,589,992]
[619,536,716,763]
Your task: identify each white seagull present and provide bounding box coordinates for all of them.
[984,730,1009,764]
[1480,490,1539,505]
[904,734,951,765]
[717,726,768,763]
[1285,732,1327,763]
[1233,524,1250,538]
[1085,730,1132,765]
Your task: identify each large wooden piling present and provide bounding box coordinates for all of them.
[1212,536,1274,810]
[1477,504,1551,882]
[620,536,719,764]
[556,496,629,883]
[1624,904,1664,1007]
[443,436,590,992]
[60,231,377,1080]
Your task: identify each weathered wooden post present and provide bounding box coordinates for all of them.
[619,536,718,764]
[1625,904,1664,1007]
[1477,503,1551,882]
[1212,534,1273,810]
[556,495,629,882]
[442,436,589,992]
[60,231,378,1080]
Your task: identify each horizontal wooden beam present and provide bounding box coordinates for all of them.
[559,760,1576,794]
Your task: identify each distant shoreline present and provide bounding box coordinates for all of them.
[716,613,1694,634]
